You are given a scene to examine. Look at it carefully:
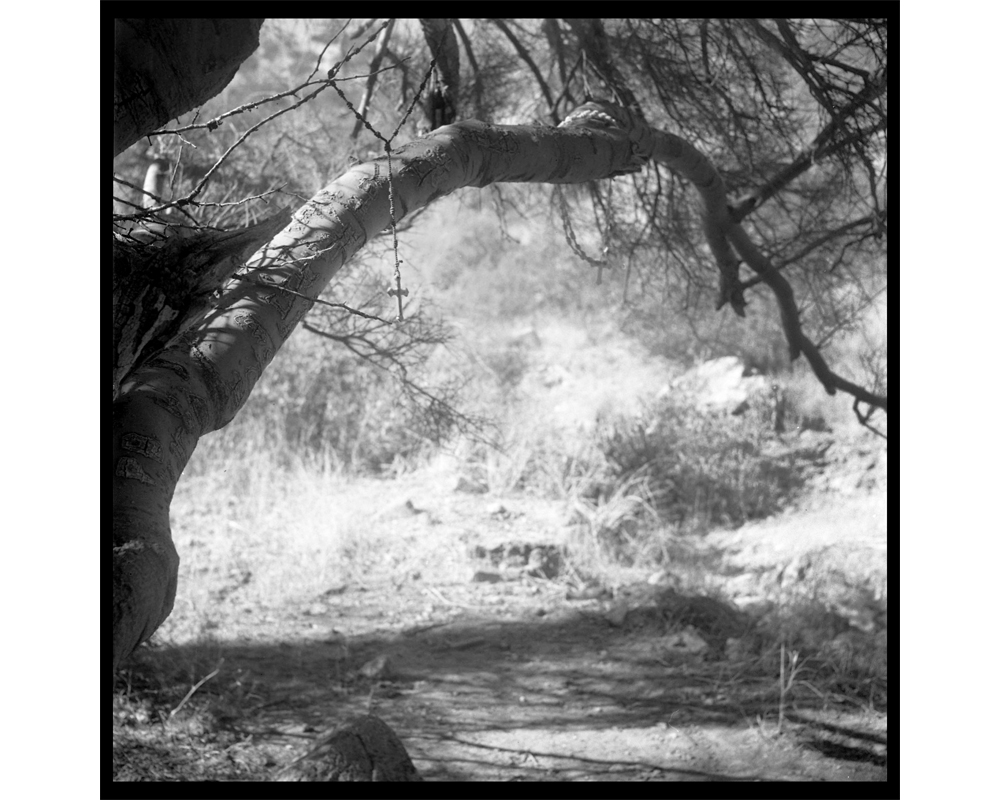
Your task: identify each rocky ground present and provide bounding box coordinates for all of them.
[113,418,888,782]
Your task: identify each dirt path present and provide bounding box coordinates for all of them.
[114,428,887,782]
[247,576,886,781]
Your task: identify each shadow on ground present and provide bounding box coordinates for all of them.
[113,587,887,782]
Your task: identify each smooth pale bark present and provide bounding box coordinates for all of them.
[113,102,887,670]
[111,107,766,669]
[112,212,292,400]
[112,110,652,670]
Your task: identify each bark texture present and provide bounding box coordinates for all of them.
[114,19,264,157]
[112,113,647,670]
[113,18,265,670]
[112,19,887,671]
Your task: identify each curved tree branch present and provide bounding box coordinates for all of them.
[604,97,887,414]
[725,223,887,410]
[114,24,889,666]
[113,211,292,399]
[113,107,649,669]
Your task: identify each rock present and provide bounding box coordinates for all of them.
[508,326,541,349]
[566,584,610,601]
[524,547,558,578]
[662,627,709,656]
[604,603,629,627]
[657,591,751,654]
[659,356,781,421]
[647,569,676,587]
[379,500,423,520]
[454,476,489,494]
[540,363,570,388]
[275,715,421,781]
[377,499,438,525]
[358,654,396,680]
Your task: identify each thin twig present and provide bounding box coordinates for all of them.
[169,660,223,718]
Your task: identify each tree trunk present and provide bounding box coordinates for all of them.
[112,109,653,670]
[114,19,264,157]
[113,23,887,669]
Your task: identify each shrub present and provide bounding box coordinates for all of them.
[595,394,806,531]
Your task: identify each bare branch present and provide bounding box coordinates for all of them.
[491,19,559,124]
[452,20,485,119]
[350,19,397,139]
[740,213,884,290]
[726,224,887,411]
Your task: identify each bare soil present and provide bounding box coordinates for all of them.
[113,432,888,783]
